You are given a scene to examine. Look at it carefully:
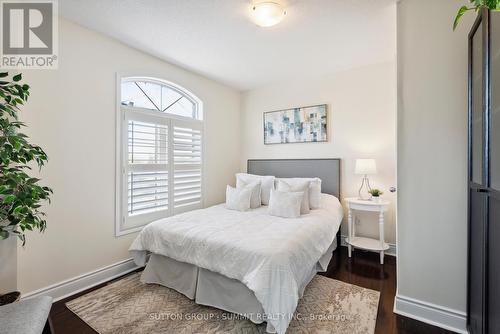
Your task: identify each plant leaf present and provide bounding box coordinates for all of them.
[3,194,16,204]
[0,230,9,240]
[12,73,22,82]
[454,6,471,31]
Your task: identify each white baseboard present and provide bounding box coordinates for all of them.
[340,234,397,257]
[394,294,467,334]
[21,258,140,302]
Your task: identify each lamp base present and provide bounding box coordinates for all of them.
[358,175,372,200]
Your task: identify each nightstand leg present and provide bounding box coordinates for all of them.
[379,210,384,265]
[347,207,352,258]
[352,211,356,238]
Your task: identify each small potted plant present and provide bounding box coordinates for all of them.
[368,189,383,202]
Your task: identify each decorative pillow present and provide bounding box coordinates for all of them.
[236,173,275,205]
[308,178,322,209]
[225,185,252,211]
[268,189,303,218]
[276,177,322,209]
[236,180,261,209]
[277,179,310,214]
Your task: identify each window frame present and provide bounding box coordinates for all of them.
[115,74,205,236]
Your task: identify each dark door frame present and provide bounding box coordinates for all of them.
[467,8,491,334]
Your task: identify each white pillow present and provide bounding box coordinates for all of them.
[308,178,322,209]
[225,185,252,211]
[276,177,322,209]
[277,179,310,214]
[236,173,275,205]
[236,180,261,209]
[268,189,303,218]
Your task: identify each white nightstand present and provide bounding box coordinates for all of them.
[345,197,390,264]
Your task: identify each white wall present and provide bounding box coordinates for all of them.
[240,60,397,243]
[16,18,241,294]
[395,0,473,331]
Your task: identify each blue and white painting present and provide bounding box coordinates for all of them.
[263,104,327,144]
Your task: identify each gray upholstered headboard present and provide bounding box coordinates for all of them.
[247,159,341,198]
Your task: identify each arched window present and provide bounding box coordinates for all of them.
[116,77,203,235]
[121,78,202,119]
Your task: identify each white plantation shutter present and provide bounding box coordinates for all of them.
[119,111,203,234]
[124,112,170,228]
[172,119,203,214]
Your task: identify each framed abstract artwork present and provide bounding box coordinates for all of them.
[263,104,328,144]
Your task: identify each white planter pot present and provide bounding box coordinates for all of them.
[0,236,17,293]
[371,196,381,203]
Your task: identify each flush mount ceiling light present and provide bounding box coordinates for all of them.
[252,2,286,27]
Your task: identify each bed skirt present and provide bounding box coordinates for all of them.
[140,237,337,333]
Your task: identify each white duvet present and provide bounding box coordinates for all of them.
[129,193,343,334]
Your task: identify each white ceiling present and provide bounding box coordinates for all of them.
[60,0,397,91]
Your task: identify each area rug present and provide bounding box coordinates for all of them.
[66,273,379,334]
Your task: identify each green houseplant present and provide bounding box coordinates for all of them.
[368,189,383,202]
[454,0,500,30]
[0,72,52,245]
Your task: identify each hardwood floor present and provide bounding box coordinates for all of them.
[50,247,454,334]
[321,247,454,334]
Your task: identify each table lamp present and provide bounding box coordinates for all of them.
[355,159,377,200]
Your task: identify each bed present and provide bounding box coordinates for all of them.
[130,159,342,334]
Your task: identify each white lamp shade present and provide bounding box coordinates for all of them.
[355,159,377,175]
